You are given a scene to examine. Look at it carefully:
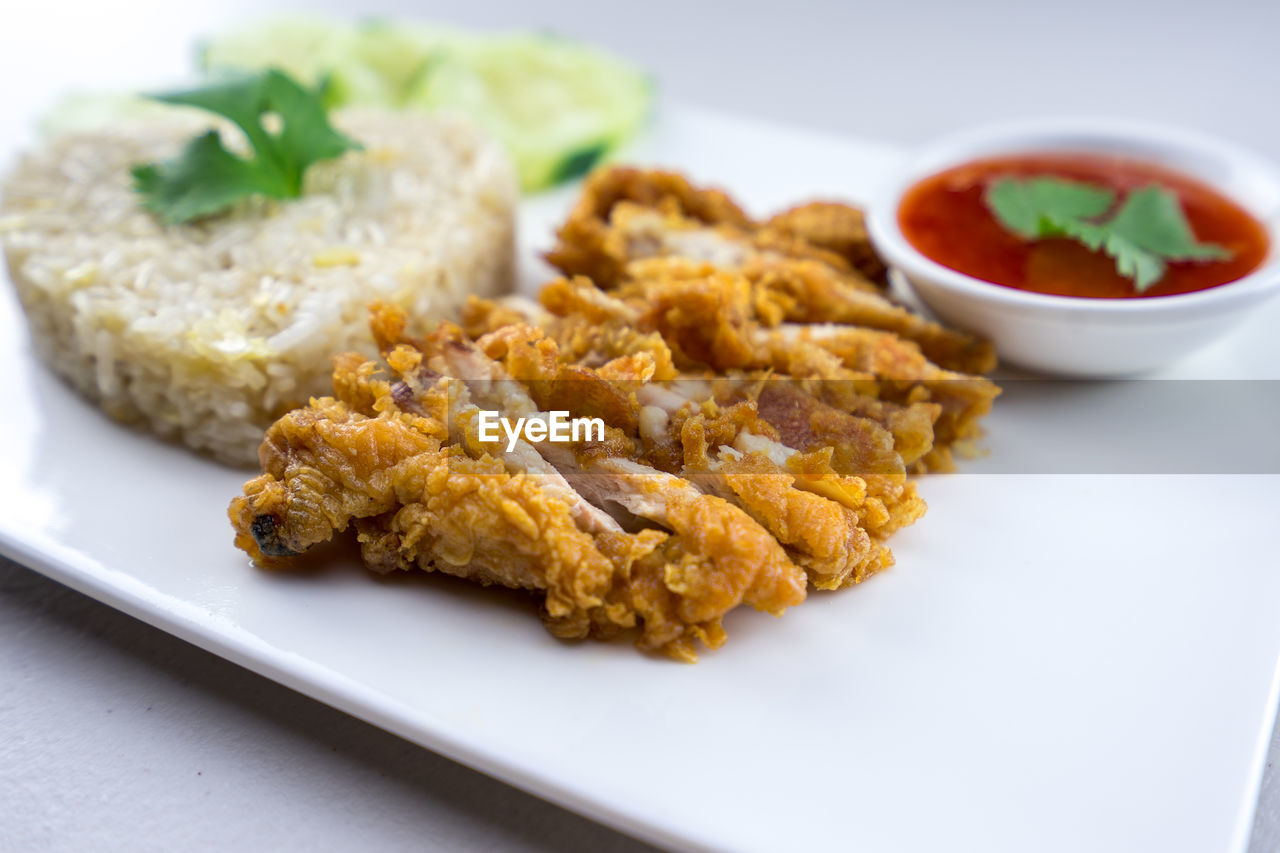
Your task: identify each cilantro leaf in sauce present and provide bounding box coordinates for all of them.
[985,177,1114,239]
[984,176,1231,293]
[131,70,361,224]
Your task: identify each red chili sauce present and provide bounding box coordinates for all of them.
[898,153,1270,298]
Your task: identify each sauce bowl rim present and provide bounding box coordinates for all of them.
[866,116,1280,317]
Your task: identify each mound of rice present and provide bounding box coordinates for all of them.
[0,108,517,465]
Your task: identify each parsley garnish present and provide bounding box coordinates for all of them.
[131,69,362,224]
[984,176,1232,293]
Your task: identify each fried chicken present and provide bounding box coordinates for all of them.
[230,167,1001,661]
[546,168,996,375]
[231,308,815,660]
[494,257,997,472]
[765,201,888,285]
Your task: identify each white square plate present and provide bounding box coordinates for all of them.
[2,105,1277,852]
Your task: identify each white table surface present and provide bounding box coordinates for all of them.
[2,0,1276,850]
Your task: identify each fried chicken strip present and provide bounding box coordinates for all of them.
[231,308,823,660]
[546,169,994,373]
[437,326,810,623]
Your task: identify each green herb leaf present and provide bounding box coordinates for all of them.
[985,176,1115,239]
[984,176,1232,293]
[1104,185,1232,262]
[132,69,361,223]
[131,130,284,223]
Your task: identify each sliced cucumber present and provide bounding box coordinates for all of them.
[404,34,652,191]
[41,92,156,136]
[40,91,209,137]
[200,17,392,107]
[200,18,654,191]
[348,19,463,106]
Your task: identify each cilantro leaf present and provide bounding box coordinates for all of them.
[259,73,360,186]
[131,130,285,223]
[132,69,361,223]
[984,176,1232,293]
[985,177,1115,239]
[1043,218,1168,292]
[1104,185,1232,262]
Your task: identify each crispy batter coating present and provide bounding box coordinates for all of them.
[546,167,752,287]
[719,451,876,589]
[765,201,888,285]
[230,168,1001,661]
[534,255,999,472]
[547,169,996,374]
[231,308,815,660]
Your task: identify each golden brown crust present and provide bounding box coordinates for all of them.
[545,167,751,288]
[230,306,816,659]
[764,200,888,285]
[546,168,996,375]
[229,167,1001,661]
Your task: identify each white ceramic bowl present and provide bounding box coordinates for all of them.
[865,118,1280,376]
